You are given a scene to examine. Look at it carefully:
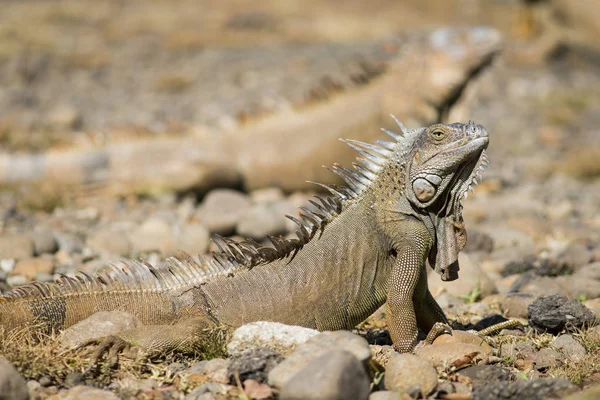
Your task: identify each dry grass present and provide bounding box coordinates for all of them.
[560,146,600,180]
[0,325,230,389]
[154,74,195,93]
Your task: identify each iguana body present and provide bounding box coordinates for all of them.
[0,120,488,355]
[0,27,499,194]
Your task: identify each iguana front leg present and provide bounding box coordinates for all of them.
[386,221,448,352]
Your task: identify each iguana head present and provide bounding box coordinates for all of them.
[405,121,489,281]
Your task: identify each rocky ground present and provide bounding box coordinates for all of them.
[2,0,600,399]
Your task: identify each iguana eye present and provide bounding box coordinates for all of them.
[431,129,445,141]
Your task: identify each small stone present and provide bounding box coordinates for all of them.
[268,331,370,389]
[528,294,597,334]
[500,293,535,319]
[384,353,438,396]
[228,348,283,383]
[237,203,288,240]
[463,229,494,253]
[11,257,54,280]
[369,345,396,368]
[59,311,142,348]
[0,358,28,400]
[30,230,58,255]
[57,385,119,400]
[415,342,489,368]
[129,217,176,255]
[0,234,34,260]
[196,189,251,235]
[525,348,563,371]
[243,379,273,400]
[457,365,512,387]
[87,229,132,257]
[368,391,409,400]
[63,372,83,388]
[428,253,498,299]
[553,334,586,361]
[227,322,319,357]
[46,104,82,131]
[6,275,29,286]
[279,350,370,400]
[54,232,84,254]
[250,187,285,203]
[176,223,210,255]
[185,382,234,399]
[432,330,493,356]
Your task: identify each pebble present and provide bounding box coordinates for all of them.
[0,358,28,400]
[498,293,535,319]
[236,203,288,239]
[552,334,586,361]
[279,350,370,400]
[431,330,494,356]
[369,391,410,400]
[54,232,85,254]
[415,342,489,368]
[0,234,34,260]
[268,331,371,389]
[243,379,273,400]
[227,321,319,357]
[383,353,438,396]
[86,229,132,257]
[457,365,512,387]
[525,348,563,371]
[471,377,575,400]
[129,217,176,255]
[11,257,54,280]
[176,223,211,255]
[54,385,120,400]
[228,348,283,383]
[196,189,251,235]
[528,294,597,333]
[59,311,142,348]
[428,253,498,299]
[30,230,58,255]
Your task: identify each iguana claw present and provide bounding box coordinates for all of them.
[76,335,131,375]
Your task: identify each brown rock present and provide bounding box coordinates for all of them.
[432,330,493,356]
[384,353,438,395]
[87,229,132,257]
[0,235,34,260]
[11,257,54,280]
[415,342,488,368]
[59,311,142,349]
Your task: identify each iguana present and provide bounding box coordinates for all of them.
[0,27,500,194]
[0,119,489,362]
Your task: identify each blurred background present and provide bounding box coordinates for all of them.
[0,0,599,293]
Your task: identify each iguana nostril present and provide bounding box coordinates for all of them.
[413,178,436,202]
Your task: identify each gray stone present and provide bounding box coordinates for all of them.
[526,348,563,371]
[59,311,142,348]
[227,321,319,357]
[457,365,512,387]
[500,293,535,319]
[279,350,370,400]
[472,377,575,400]
[528,294,597,333]
[384,353,438,395]
[30,230,58,255]
[228,348,283,383]
[57,385,119,400]
[176,223,210,255]
[237,203,288,240]
[268,330,371,389]
[129,217,175,255]
[87,229,132,257]
[552,334,586,361]
[0,234,34,260]
[55,232,84,254]
[196,189,251,235]
[368,392,406,400]
[0,358,28,400]
[428,253,497,299]
[12,257,54,281]
[185,382,233,399]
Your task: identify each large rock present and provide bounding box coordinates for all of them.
[471,377,575,400]
[279,350,370,400]
[0,235,34,260]
[60,311,142,348]
[57,385,120,400]
[268,330,371,389]
[0,358,28,400]
[528,294,597,334]
[227,322,319,357]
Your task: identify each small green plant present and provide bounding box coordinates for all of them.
[461,278,481,304]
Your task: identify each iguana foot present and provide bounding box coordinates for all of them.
[413,322,453,351]
[76,335,133,375]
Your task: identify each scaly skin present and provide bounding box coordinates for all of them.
[0,119,489,358]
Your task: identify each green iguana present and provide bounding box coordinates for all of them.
[0,119,489,361]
